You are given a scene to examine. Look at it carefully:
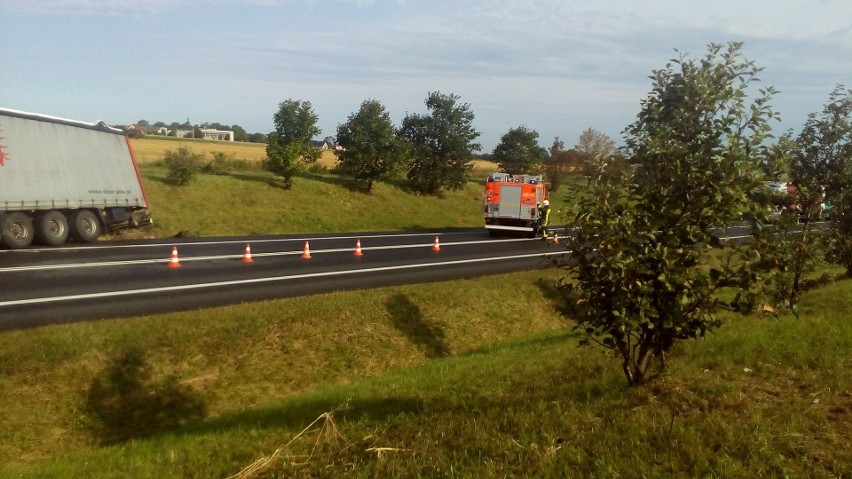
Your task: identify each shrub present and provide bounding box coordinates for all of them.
[164,146,203,186]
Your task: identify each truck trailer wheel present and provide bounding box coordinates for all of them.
[35,210,70,246]
[69,209,101,243]
[1,212,35,249]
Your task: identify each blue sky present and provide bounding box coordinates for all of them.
[1,0,850,150]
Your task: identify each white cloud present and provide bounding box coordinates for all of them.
[1,0,849,148]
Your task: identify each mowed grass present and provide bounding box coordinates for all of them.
[0,273,849,478]
[140,166,489,237]
[130,138,501,238]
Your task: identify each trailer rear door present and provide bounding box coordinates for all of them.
[500,184,522,217]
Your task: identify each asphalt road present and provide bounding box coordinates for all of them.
[0,228,569,330]
[1,221,817,330]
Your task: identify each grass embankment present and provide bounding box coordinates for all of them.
[130,136,500,237]
[140,166,487,237]
[0,139,848,477]
[0,274,849,478]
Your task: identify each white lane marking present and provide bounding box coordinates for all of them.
[0,238,534,273]
[0,231,472,254]
[0,251,568,307]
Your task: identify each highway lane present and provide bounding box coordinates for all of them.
[0,229,569,329]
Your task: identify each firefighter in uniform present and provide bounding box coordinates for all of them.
[539,199,551,239]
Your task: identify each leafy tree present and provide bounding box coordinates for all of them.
[492,126,547,175]
[800,86,852,274]
[168,122,181,137]
[545,137,580,193]
[232,124,248,142]
[265,99,321,188]
[249,132,268,143]
[575,128,617,159]
[205,122,229,131]
[556,43,776,386]
[763,85,852,302]
[399,91,481,194]
[574,128,622,178]
[336,99,405,192]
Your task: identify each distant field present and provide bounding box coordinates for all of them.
[130,136,280,165]
[129,136,498,171]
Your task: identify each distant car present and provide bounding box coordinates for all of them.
[749,181,792,221]
[765,181,788,195]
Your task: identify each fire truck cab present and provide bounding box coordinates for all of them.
[483,172,548,237]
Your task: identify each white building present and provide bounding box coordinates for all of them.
[200,129,234,142]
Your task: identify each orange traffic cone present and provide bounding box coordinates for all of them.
[353,239,364,256]
[242,243,254,263]
[301,241,312,259]
[432,235,441,252]
[168,246,181,268]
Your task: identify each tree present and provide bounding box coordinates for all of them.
[799,86,852,275]
[545,137,581,192]
[762,85,852,303]
[492,126,547,175]
[249,132,268,144]
[399,91,481,194]
[575,128,617,159]
[575,128,621,178]
[231,124,248,142]
[265,99,321,189]
[556,43,777,386]
[335,99,404,192]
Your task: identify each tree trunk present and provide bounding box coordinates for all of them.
[624,342,656,386]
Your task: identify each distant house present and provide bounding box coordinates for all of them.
[200,129,234,142]
[311,139,332,149]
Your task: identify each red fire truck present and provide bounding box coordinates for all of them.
[483,172,548,237]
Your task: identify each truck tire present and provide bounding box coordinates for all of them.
[35,210,70,246]
[1,212,35,249]
[69,209,101,243]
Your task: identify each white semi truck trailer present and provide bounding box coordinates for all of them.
[0,108,152,249]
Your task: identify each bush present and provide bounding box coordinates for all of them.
[164,146,203,186]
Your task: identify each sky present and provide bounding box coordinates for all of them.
[1,0,850,151]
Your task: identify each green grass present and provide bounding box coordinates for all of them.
[1,159,849,477]
[0,273,849,478]
[140,166,488,237]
